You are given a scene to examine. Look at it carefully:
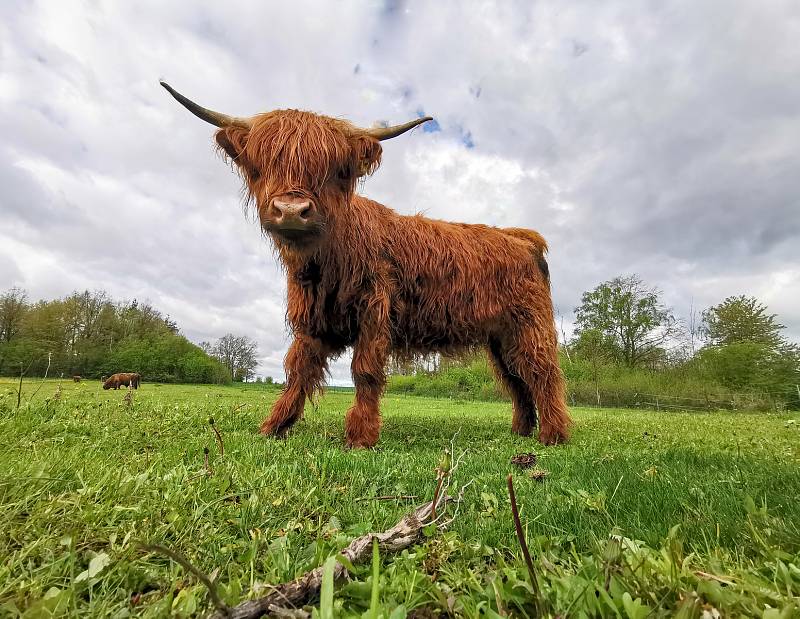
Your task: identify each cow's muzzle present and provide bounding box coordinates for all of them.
[262,195,322,246]
[268,197,316,230]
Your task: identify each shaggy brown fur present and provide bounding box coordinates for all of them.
[203,108,571,447]
[103,372,140,390]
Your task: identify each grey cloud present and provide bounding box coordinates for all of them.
[0,251,23,285]
[1,0,799,381]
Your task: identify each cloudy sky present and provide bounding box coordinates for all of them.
[2,0,799,383]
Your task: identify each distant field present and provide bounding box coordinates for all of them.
[1,379,798,617]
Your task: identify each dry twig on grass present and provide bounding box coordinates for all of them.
[209,417,225,456]
[507,474,543,616]
[16,355,45,410]
[203,447,214,476]
[354,494,418,503]
[213,498,443,618]
[187,447,215,482]
[16,362,24,410]
[142,545,230,616]
[208,441,471,619]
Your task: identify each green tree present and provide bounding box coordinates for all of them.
[0,287,28,343]
[211,334,259,382]
[0,287,30,374]
[0,289,231,384]
[702,296,785,348]
[699,296,799,405]
[574,275,680,368]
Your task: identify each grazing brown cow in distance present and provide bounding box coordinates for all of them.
[163,81,572,448]
[103,373,140,390]
[72,375,82,383]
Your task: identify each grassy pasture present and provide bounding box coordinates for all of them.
[1,379,798,617]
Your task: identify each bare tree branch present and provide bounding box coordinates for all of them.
[142,545,230,616]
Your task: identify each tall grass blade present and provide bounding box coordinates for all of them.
[320,555,336,619]
[369,537,380,618]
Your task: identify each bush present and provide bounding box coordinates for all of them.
[99,334,230,384]
[0,289,232,385]
[387,357,503,400]
[386,355,779,411]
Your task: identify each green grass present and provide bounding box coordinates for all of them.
[1,379,799,617]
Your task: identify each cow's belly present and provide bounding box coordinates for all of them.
[389,295,499,352]
[307,314,359,351]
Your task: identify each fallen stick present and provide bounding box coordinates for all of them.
[142,545,229,615]
[16,363,23,410]
[354,494,418,503]
[209,416,225,456]
[507,474,543,616]
[154,436,470,618]
[212,496,448,619]
[694,570,735,586]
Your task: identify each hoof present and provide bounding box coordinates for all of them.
[511,424,535,437]
[345,442,375,450]
[345,437,378,450]
[259,423,291,439]
[538,427,569,446]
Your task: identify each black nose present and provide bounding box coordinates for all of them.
[271,199,314,223]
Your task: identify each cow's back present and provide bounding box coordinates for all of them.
[385,214,547,350]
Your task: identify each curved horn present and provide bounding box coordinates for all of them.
[160,81,252,129]
[361,116,434,141]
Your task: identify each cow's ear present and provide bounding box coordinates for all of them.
[352,136,383,177]
[215,126,259,178]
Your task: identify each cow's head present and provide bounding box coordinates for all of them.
[161,82,432,251]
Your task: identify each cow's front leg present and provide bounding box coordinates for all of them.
[346,298,390,449]
[260,335,329,438]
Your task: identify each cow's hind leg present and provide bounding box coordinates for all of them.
[488,337,537,436]
[260,336,329,438]
[493,327,572,445]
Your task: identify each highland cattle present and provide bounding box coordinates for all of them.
[162,81,572,448]
[103,372,140,390]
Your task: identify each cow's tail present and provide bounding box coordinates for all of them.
[503,227,549,282]
[502,227,548,254]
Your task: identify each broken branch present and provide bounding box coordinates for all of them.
[209,416,225,456]
[212,497,447,619]
[354,494,418,503]
[507,474,543,615]
[214,438,470,619]
[143,544,230,616]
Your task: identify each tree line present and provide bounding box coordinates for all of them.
[0,288,259,384]
[4,280,797,406]
[388,275,800,410]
